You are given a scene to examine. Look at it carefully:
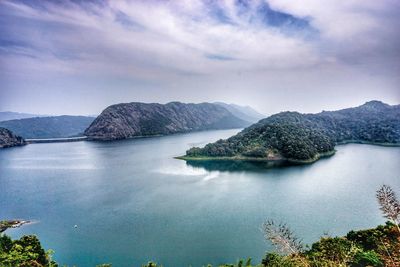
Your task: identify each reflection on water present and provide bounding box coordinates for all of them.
[1,129,399,267]
[184,159,290,172]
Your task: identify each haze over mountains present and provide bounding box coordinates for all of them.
[0,116,95,139]
[214,102,265,123]
[0,111,44,122]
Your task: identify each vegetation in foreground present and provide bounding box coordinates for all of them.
[1,185,399,267]
[0,234,56,267]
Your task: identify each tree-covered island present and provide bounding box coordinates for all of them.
[179,101,400,164]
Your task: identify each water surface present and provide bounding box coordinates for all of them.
[1,129,399,267]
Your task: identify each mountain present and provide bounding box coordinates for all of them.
[84,102,250,141]
[214,102,265,122]
[181,101,400,164]
[0,127,26,148]
[0,116,95,139]
[0,111,43,122]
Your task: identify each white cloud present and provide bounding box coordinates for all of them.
[0,0,324,78]
[267,0,400,58]
[0,0,399,115]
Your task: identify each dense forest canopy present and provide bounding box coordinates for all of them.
[185,101,400,161]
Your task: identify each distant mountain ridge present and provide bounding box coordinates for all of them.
[0,116,95,139]
[182,101,400,164]
[0,127,26,148]
[85,102,251,140]
[0,111,44,122]
[213,102,265,122]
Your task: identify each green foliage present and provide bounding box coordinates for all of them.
[261,253,299,267]
[261,223,399,267]
[346,223,391,251]
[351,250,383,267]
[0,234,57,267]
[306,237,359,265]
[185,101,400,161]
[141,262,162,267]
[187,121,335,160]
[0,235,12,253]
[213,258,262,267]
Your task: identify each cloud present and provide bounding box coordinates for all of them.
[0,0,399,115]
[0,0,323,78]
[206,54,237,61]
[268,0,400,65]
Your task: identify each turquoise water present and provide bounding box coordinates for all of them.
[1,129,399,267]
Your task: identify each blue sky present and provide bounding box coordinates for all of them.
[0,0,399,115]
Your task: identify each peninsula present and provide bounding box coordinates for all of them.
[179,101,400,164]
[84,102,252,141]
[0,220,30,233]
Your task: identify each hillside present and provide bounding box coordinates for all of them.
[0,116,95,139]
[181,101,400,163]
[214,102,265,122]
[0,127,26,148]
[84,102,250,141]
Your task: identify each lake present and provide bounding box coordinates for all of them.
[1,129,399,267]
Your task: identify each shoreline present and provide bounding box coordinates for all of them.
[86,127,244,142]
[175,150,336,165]
[335,140,400,147]
[286,150,336,164]
[177,139,400,165]
[26,136,87,144]
[0,220,31,233]
[16,128,244,144]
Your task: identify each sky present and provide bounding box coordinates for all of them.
[0,0,399,116]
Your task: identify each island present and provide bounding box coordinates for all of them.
[178,101,400,164]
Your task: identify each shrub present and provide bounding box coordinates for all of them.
[351,250,383,267]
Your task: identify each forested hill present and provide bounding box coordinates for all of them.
[0,116,95,139]
[84,102,250,141]
[183,101,400,163]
